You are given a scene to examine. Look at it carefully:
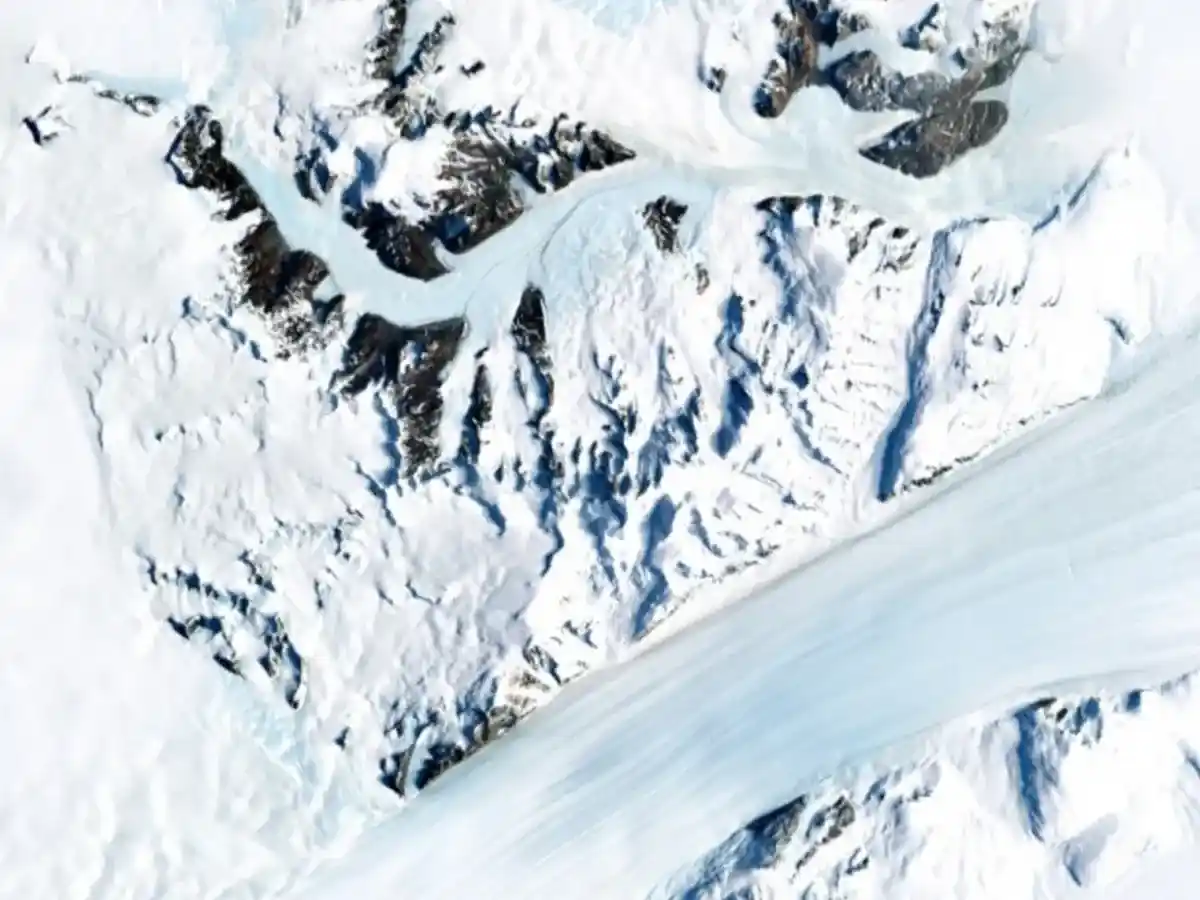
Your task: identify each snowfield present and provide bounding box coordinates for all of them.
[291,321,1200,900]
[4,0,1200,898]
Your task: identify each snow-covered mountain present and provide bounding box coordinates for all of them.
[2,0,1199,897]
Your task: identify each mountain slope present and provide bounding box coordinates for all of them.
[290,318,1200,899]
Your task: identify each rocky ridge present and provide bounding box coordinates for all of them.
[753,0,1031,177]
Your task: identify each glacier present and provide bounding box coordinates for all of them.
[289,320,1200,900]
[4,0,1200,897]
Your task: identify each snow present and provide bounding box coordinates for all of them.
[0,70,397,900]
[1087,848,1200,900]
[290,321,1200,900]
[4,0,1200,898]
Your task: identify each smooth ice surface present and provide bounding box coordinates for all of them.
[1082,847,1200,900]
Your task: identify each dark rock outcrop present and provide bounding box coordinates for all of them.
[642,196,688,253]
[458,361,493,464]
[343,203,450,281]
[825,11,1027,179]
[511,285,554,421]
[901,2,947,52]
[795,0,873,45]
[166,107,337,354]
[319,13,640,277]
[433,136,525,252]
[379,13,455,138]
[152,560,306,710]
[22,106,64,146]
[337,113,633,279]
[859,99,1009,178]
[701,65,727,94]
[378,641,564,797]
[754,5,819,118]
[506,114,637,194]
[366,0,409,81]
[827,51,970,116]
[166,107,261,219]
[67,75,160,116]
[827,40,1025,117]
[336,313,467,472]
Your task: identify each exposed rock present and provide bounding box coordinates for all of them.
[152,560,306,710]
[67,75,160,116]
[859,99,1009,178]
[432,135,525,253]
[745,794,810,866]
[826,10,1026,177]
[335,313,467,472]
[799,794,856,863]
[956,13,1029,85]
[378,645,562,797]
[900,2,947,52]
[757,193,914,267]
[335,110,632,277]
[293,144,334,203]
[366,0,409,81]
[343,203,449,281]
[235,222,332,333]
[98,89,160,117]
[827,43,1025,117]
[507,114,637,194]
[701,64,727,93]
[338,132,520,277]
[22,105,67,146]
[459,361,493,464]
[973,37,1029,92]
[754,5,819,118]
[793,0,873,46]
[826,50,967,116]
[166,106,260,219]
[166,107,336,352]
[328,16,640,276]
[642,196,688,253]
[511,285,554,420]
[379,13,455,138]
[680,784,875,897]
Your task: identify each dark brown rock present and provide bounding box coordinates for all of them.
[337,313,467,472]
[642,196,688,253]
[754,6,819,118]
[166,106,260,220]
[344,203,449,281]
[859,99,1009,178]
